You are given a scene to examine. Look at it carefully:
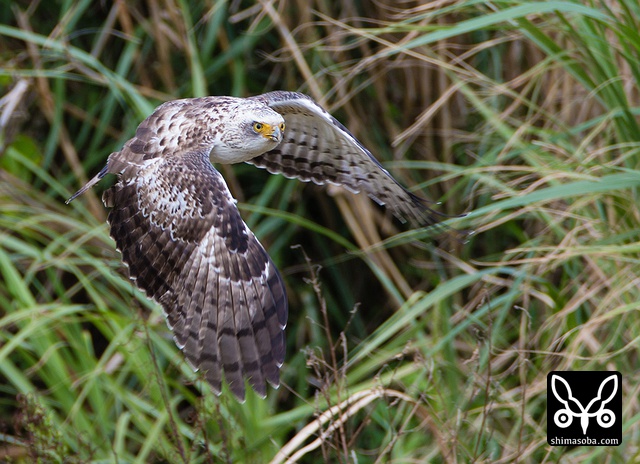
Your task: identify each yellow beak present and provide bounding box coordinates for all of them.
[263,124,283,143]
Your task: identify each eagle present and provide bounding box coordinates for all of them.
[67,91,442,401]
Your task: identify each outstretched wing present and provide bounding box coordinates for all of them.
[103,151,287,401]
[247,91,441,227]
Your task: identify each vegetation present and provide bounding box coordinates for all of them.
[1,0,639,462]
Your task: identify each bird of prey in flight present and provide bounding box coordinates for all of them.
[68,91,442,401]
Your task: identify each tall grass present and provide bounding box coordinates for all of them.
[1,1,639,462]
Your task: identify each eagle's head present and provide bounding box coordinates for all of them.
[212,99,285,164]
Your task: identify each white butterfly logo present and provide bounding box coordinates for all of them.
[551,374,617,434]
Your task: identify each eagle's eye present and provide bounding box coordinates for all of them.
[279,122,285,132]
[253,122,264,132]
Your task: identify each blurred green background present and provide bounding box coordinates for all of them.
[1,1,639,462]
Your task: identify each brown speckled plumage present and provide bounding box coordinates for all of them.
[68,91,440,401]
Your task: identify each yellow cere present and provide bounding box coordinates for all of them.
[253,122,285,135]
